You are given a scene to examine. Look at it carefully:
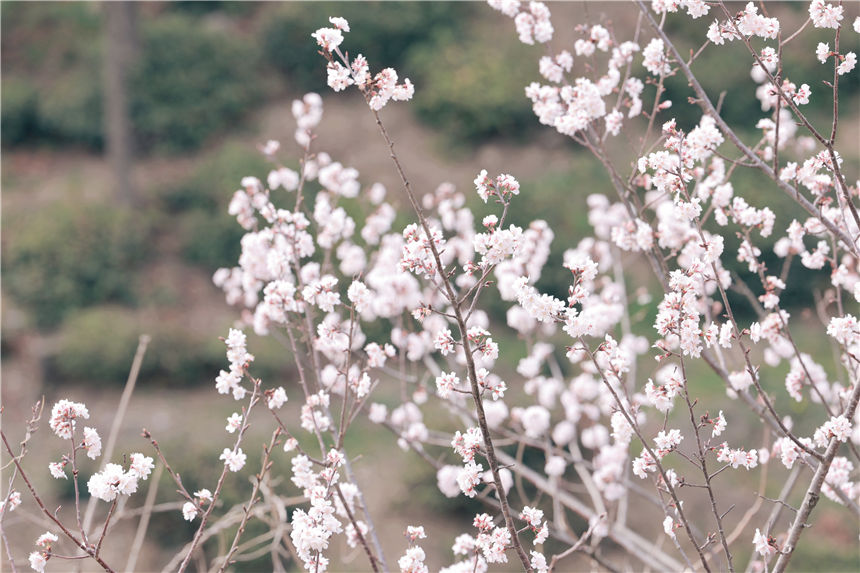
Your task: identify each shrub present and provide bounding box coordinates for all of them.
[180,210,245,270]
[159,142,270,269]
[1,77,39,146]
[53,306,294,387]
[2,203,148,327]
[130,15,264,154]
[159,142,271,213]
[53,306,225,386]
[3,5,263,153]
[1,3,104,148]
[53,307,153,384]
[37,67,104,148]
[406,23,540,144]
[0,2,101,73]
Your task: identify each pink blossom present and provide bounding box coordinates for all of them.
[809,0,843,29]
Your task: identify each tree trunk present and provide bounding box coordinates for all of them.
[103,1,139,206]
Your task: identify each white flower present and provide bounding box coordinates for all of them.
[837,52,856,75]
[809,0,843,29]
[792,83,810,105]
[474,169,492,202]
[520,405,551,438]
[82,427,102,460]
[220,448,247,472]
[311,27,344,51]
[398,546,428,573]
[267,167,299,191]
[814,415,853,447]
[29,552,46,573]
[225,412,243,434]
[328,16,349,31]
[531,551,548,572]
[436,465,461,498]
[49,462,67,480]
[643,38,670,76]
[712,411,727,437]
[129,453,154,480]
[457,461,484,497]
[544,455,566,476]
[663,516,676,538]
[1,491,22,514]
[368,403,387,424]
[521,506,544,528]
[406,525,427,541]
[49,399,89,440]
[827,314,859,346]
[816,42,830,64]
[753,528,776,558]
[182,501,198,521]
[654,429,683,458]
[434,329,456,355]
[268,387,288,409]
[436,372,460,399]
[88,463,139,502]
[35,532,58,548]
[326,61,354,92]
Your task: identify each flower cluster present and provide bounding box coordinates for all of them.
[313,17,414,111]
[48,399,89,440]
[87,453,154,502]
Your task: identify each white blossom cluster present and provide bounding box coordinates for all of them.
[16,6,860,572]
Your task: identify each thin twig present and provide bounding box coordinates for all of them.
[0,431,115,573]
[82,335,150,536]
[124,463,164,573]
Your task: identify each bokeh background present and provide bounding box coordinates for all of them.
[2,2,858,571]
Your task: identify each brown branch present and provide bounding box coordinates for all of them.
[773,373,860,572]
[547,514,604,573]
[580,340,712,572]
[637,0,858,256]
[364,100,533,571]
[82,334,150,535]
[216,429,281,572]
[0,431,115,573]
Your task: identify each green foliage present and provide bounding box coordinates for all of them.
[53,306,294,387]
[0,2,101,73]
[53,307,225,386]
[0,77,39,146]
[131,15,264,154]
[406,23,540,144]
[2,203,148,328]
[160,142,270,213]
[53,307,151,384]
[2,5,263,153]
[180,210,244,270]
[37,67,104,148]
[262,1,473,92]
[1,3,103,148]
[159,142,269,269]
[168,1,257,17]
[2,3,101,148]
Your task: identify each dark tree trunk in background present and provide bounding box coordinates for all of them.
[104,1,139,206]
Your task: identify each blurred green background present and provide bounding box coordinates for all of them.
[1,2,858,571]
